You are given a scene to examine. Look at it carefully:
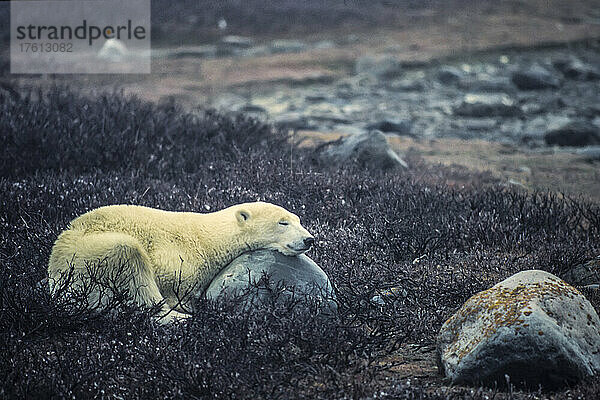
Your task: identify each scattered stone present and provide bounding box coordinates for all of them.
[371,286,409,305]
[562,257,600,286]
[344,34,359,44]
[331,124,364,136]
[305,94,328,103]
[355,55,403,80]
[576,146,600,161]
[553,57,600,80]
[165,45,217,59]
[220,35,255,49]
[544,121,600,147]
[453,94,521,118]
[520,103,545,115]
[437,66,464,85]
[389,78,425,92]
[235,104,268,120]
[437,270,600,389]
[98,39,128,61]
[269,39,307,54]
[239,45,270,57]
[459,77,513,92]
[306,103,350,125]
[213,94,248,112]
[320,130,408,169]
[309,113,351,125]
[450,118,497,132]
[518,165,532,174]
[511,64,561,90]
[273,116,318,131]
[521,96,566,115]
[237,104,267,114]
[581,105,600,119]
[366,119,413,136]
[217,35,255,56]
[507,178,527,189]
[288,73,335,86]
[335,88,356,100]
[522,115,571,138]
[314,40,335,50]
[204,249,337,314]
[202,45,599,149]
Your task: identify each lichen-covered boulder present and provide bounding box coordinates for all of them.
[437,270,600,389]
[204,250,337,315]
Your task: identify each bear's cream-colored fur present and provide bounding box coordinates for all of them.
[48,202,314,323]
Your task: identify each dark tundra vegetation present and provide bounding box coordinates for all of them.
[1,87,600,399]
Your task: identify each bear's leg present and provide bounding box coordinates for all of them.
[49,231,189,324]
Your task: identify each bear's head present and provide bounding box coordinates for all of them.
[234,202,314,256]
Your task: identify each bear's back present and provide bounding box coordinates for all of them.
[70,205,159,230]
[68,205,191,249]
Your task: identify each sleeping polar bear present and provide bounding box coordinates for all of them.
[48,202,314,324]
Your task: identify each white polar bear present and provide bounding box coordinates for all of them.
[48,202,314,324]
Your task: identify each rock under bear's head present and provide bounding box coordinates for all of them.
[233,202,314,256]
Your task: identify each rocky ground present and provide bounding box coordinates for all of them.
[8,34,600,200]
[163,40,600,200]
[198,42,600,199]
[201,43,600,147]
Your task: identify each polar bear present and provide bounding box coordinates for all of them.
[48,202,314,324]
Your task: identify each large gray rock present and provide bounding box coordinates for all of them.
[511,64,561,90]
[544,121,600,147]
[437,270,600,389]
[204,250,336,313]
[320,130,408,170]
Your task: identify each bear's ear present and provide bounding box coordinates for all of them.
[236,209,250,224]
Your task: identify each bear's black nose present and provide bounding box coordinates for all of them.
[304,237,315,247]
